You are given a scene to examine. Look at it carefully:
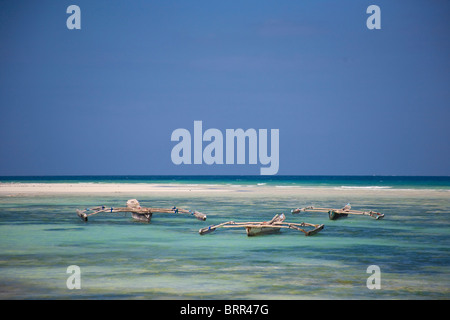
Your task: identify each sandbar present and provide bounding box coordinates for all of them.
[0,182,447,199]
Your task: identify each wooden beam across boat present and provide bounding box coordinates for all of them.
[76,199,206,222]
[199,214,324,237]
[291,205,384,220]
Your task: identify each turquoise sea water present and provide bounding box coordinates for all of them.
[2,175,450,189]
[0,176,449,299]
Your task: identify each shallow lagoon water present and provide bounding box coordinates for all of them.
[0,178,449,299]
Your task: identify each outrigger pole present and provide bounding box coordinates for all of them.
[76,199,206,222]
[291,204,384,220]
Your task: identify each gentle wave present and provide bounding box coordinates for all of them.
[337,186,393,190]
[274,185,301,188]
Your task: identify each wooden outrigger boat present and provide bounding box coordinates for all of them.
[291,203,384,220]
[199,214,324,237]
[76,199,206,223]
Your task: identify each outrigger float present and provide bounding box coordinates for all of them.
[199,213,324,237]
[76,199,206,223]
[291,203,384,220]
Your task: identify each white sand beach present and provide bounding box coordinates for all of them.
[0,182,447,199]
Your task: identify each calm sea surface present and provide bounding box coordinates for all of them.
[0,176,449,299]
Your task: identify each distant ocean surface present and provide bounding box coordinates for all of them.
[1,175,450,189]
[0,176,449,299]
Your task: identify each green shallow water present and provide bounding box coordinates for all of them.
[0,189,449,299]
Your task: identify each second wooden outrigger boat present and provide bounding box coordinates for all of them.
[291,203,384,220]
[76,199,206,223]
[199,214,324,237]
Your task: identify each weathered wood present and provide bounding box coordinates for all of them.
[199,214,324,237]
[292,205,384,220]
[76,209,88,222]
[131,212,152,223]
[193,211,207,221]
[305,223,325,236]
[76,207,111,221]
[76,199,207,222]
[199,221,235,235]
[175,208,207,221]
[246,225,281,236]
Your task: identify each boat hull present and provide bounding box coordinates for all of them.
[132,212,152,222]
[328,210,348,220]
[245,226,281,236]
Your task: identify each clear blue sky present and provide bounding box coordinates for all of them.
[0,0,448,175]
